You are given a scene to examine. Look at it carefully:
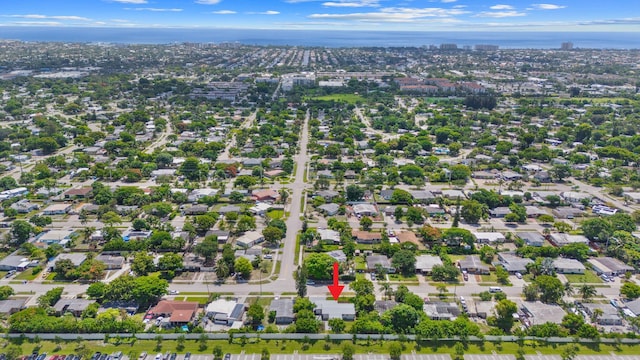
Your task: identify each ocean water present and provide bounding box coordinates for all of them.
[0,27,638,49]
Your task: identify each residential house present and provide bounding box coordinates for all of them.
[317,190,340,201]
[396,231,420,246]
[183,205,209,215]
[352,203,377,217]
[251,189,280,203]
[366,255,395,273]
[561,192,591,204]
[582,303,622,325]
[236,231,264,248]
[205,299,245,325]
[409,190,435,203]
[51,253,87,268]
[34,229,75,247]
[415,255,443,275]
[424,206,446,217]
[380,189,395,201]
[218,205,242,215]
[352,230,382,244]
[548,233,589,247]
[327,250,347,262]
[459,255,490,275]
[423,301,461,320]
[318,203,340,216]
[318,228,341,244]
[517,232,545,247]
[53,298,95,316]
[10,199,39,214]
[472,232,506,244]
[498,253,533,274]
[587,257,634,277]
[63,187,93,200]
[312,298,356,321]
[489,207,511,218]
[205,230,230,244]
[269,299,295,324]
[95,254,125,270]
[150,300,200,326]
[552,207,584,219]
[552,258,586,274]
[0,255,32,271]
[0,299,26,315]
[42,203,72,215]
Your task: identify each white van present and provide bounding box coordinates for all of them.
[489,287,503,293]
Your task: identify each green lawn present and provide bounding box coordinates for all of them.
[183,297,210,305]
[15,268,39,281]
[480,273,498,284]
[9,338,640,358]
[311,94,365,104]
[267,209,284,220]
[354,257,366,271]
[565,269,603,284]
[388,273,418,281]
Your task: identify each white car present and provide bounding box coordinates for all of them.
[168,290,180,295]
[515,272,523,279]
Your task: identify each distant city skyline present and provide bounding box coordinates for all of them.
[0,0,638,32]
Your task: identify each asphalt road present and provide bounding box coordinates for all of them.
[276,109,310,287]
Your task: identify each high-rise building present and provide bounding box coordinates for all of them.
[561,42,574,50]
[440,43,458,50]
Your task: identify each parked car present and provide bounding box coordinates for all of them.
[515,272,522,279]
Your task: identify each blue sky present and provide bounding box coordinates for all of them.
[0,0,638,31]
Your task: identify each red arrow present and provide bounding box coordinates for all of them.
[327,262,344,300]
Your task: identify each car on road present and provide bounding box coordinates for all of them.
[168,290,180,295]
[224,354,231,360]
[306,280,315,285]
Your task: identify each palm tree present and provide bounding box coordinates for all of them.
[437,284,448,299]
[541,258,555,275]
[564,281,574,297]
[379,282,394,300]
[591,308,603,324]
[82,226,96,244]
[579,284,597,301]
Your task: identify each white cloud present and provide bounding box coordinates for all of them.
[490,4,514,10]
[111,0,147,3]
[9,21,63,26]
[247,10,280,15]
[531,3,566,10]
[322,0,380,7]
[475,10,526,17]
[309,7,468,22]
[5,14,91,21]
[127,8,183,12]
[212,10,236,14]
[195,0,222,4]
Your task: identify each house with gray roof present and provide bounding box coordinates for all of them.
[552,258,585,274]
[0,299,26,315]
[311,298,356,321]
[318,203,340,216]
[51,253,87,268]
[497,253,533,273]
[459,255,489,275]
[517,232,545,247]
[269,299,294,324]
[53,298,95,316]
